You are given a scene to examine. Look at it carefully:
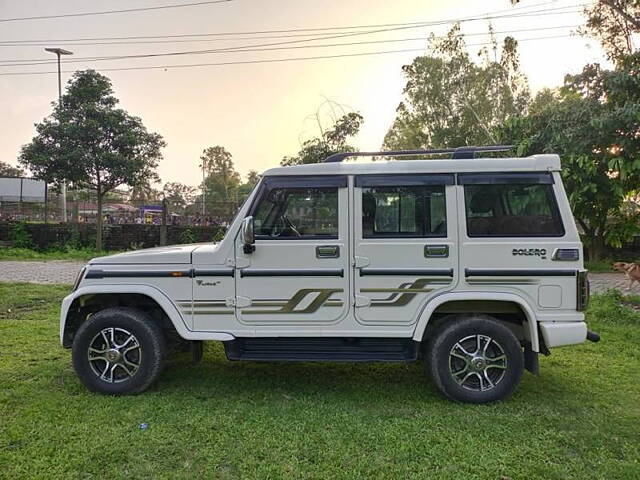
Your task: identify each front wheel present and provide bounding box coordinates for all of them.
[426,315,524,403]
[71,307,166,394]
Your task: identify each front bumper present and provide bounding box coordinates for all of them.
[539,321,587,348]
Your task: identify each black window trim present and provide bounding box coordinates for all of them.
[248,175,346,241]
[355,173,455,187]
[458,172,554,185]
[463,181,566,238]
[361,183,447,239]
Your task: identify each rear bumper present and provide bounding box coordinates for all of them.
[539,321,587,348]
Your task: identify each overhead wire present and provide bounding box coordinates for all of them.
[0,33,579,77]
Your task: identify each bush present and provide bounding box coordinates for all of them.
[180,228,196,244]
[8,222,34,249]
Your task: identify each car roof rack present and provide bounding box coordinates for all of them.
[323,145,514,163]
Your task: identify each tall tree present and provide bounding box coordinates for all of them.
[200,146,241,208]
[0,161,24,177]
[580,0,639,63]
[163,182,196,214]
[384,24,530,150]
[281,112,364,166]
[497,53,640,259]
[20,70,165,250]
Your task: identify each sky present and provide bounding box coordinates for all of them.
[0,0,607,187]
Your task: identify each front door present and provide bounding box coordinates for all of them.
[353,174,458,327]
[235,176,350,335]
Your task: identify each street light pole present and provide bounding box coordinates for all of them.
[45,47,73,223]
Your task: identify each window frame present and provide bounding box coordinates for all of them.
[359,182,448,239]
[463,181,566,238]
[247,175,346,241]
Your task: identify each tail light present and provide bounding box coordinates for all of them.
[577,270,589,311]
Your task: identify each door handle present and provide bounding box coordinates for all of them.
[316,245,340,258]
[424,245,449,258]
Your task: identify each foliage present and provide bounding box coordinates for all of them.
[7,222,34,249]
[179,227,196,244]
[1,284,639,478]
[579,0,640,63]
[200,146,241,211]
[281,112,364,166]
[497,53,640,259]
[383,24,530,150]
[0,161,24,177]
[19,70,165,250]
[163,182,196,214]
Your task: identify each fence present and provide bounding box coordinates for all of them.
[0,222,225,251]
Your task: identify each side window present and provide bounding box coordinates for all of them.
[464,184,564,237]
[253,187,339,239]
[362,186,447,238]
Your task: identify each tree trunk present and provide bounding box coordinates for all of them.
[96,192,103,251]
[588,234,606,261]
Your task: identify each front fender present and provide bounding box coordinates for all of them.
[412,291,539,352]
[60,284,234,345]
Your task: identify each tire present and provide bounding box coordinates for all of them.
[72,307,166,395]
[426,315,524,404]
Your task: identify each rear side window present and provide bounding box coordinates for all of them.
[464,183,564,237]
[253,187,339,239]
[362,186,446,237]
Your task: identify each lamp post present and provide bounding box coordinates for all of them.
[45,47,73,223]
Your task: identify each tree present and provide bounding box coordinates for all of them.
[497,53,640,259]
[383,24,530,150]
[200,146,241,217]
[20,69,165,250]
[281,112,364,166]
[163,182,196,214]
[0,161,24,177]
[245,169,260,187]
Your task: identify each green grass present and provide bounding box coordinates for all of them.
[0,284,639,479]
[585,258,616,273]
[0,247,118,261]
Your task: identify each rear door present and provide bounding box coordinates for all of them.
[234,176,350,334]
[458,172,580,312]
[353,174,458,327]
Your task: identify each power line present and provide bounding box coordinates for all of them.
[0,2,587,41]
[0,5,587,67]
[0,34,577,77]
[0,0,233,24]
[0,25,580,67]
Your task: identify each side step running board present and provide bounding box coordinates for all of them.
[224,337,420,363]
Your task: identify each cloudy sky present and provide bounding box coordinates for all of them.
[0,0,606,186]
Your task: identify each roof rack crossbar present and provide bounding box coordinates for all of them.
[323,145,514,163]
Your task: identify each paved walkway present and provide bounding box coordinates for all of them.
[0,261,637,294]
[0,260,85,285]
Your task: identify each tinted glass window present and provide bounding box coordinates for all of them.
[253,187,338,238]
[464,184,564,237]
[362,186,446,237]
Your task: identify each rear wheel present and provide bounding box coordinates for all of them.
[426,315,524,403]
[72,307,166,394]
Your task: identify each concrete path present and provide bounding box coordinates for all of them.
[0,261,637,294]
[0,260,85,285]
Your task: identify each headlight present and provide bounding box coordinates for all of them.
[72,266,87,292]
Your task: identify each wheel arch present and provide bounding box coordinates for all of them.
[413,291,539,351]
[60,284,233,348]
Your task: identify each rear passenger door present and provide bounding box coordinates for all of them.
[353,174,458,327]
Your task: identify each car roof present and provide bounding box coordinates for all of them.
[262,154,561,177]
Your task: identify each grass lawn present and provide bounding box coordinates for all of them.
[0,247,118,262]
[0,284,639,479]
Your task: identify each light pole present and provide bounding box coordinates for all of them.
[45,47,73,223]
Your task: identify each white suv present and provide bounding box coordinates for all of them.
[60,146,596,403]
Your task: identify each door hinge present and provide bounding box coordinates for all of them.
[354,256,370,268]
[226,296,251,308]
[354,295,371,308]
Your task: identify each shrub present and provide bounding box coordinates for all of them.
[180,228,196,244]
[8,222,34,249]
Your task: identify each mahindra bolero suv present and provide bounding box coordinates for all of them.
[60,146,597,403]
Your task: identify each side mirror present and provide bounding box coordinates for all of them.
[241,216,255,254]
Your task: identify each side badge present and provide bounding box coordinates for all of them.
[196,279,221,287]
